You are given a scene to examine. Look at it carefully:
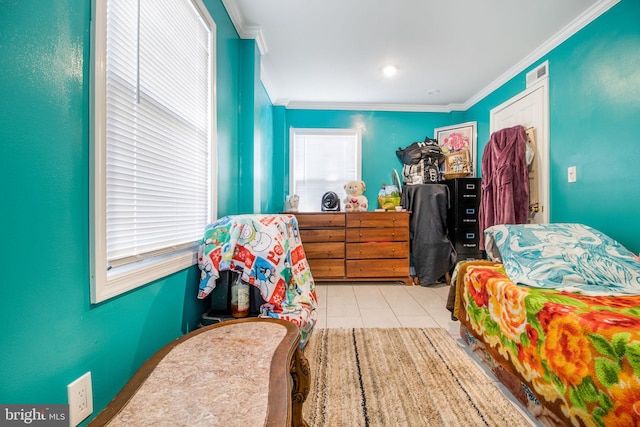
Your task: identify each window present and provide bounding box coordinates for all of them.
[290,128,362,212]
[90,0,217,303]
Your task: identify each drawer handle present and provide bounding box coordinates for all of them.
[463,194,476,198]
[465,208,475,215]
[463,219,477,223]
[465,184,476,190]
[465,233,475,239]
[463,244,477,248]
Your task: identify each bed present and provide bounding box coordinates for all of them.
[452,223,640,427]
[197,214,317,347]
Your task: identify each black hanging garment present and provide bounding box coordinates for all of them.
[401,184,456,285]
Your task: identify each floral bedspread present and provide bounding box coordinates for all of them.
[456,260,640,427]
[197,214,317,346]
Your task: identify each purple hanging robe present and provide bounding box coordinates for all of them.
[479,125,529,249]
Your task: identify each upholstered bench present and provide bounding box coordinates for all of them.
[89,318,310,426]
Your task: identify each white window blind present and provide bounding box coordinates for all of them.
[290,128,361,212]
[91,0,216,303]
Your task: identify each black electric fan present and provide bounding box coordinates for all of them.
[321,191,340,211]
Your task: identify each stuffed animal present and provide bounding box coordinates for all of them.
[285,194,299,212]
[343,180,368,212]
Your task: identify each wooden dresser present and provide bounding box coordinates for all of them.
[295,212,412,285]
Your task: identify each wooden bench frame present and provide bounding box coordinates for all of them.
[89,318,310,426]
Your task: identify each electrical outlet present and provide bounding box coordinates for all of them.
[67,372,93,426]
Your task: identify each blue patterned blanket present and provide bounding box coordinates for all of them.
[484,223,640,295]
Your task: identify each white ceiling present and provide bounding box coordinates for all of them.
[223,0,616,111]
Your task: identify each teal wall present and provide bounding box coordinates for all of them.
[546,0,640,248]
[465,0,640,252]
[0,0,257,422]
[256,83,276,212]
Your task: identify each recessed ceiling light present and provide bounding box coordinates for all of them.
[383,65,397,77]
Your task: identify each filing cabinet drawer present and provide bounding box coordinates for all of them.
[458,205,480,226]
[455,179,481,197]
[455,241,481,254]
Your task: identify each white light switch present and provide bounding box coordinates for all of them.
[568,166,577,183]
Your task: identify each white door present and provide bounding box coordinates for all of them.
[490,78,549,224]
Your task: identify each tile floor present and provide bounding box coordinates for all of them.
[313,281,541,426]
[314,282,457,332]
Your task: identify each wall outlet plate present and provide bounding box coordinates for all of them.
[67,372,93,426]
[568,166,577,183]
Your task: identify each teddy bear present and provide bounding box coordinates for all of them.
[343,180,368,212]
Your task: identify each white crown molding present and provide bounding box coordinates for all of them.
[221,0,267,54]
[282,101,464,113]
[241,25,268,55]
[224,0,620,112]
[464,0,620,110]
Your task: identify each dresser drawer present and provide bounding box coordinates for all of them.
[346,242,408,259]
[346,212,409,228]
[345,227,409,243]
[303,242,345,259]
[295,213,345,228]
[307,259,345,277]
[300,228,345,243]
[346,259,410,278]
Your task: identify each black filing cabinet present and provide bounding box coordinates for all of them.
[445,178,484,262]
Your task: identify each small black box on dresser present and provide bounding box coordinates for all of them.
[445,177,485,262]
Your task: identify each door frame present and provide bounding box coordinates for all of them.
[490,78,550,224]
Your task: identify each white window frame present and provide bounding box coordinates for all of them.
[289,128,362,212]
[90,0,217,303]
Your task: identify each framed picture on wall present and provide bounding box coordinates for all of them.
[434,121,477,178]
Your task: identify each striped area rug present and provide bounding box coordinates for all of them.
[302,328,531,427]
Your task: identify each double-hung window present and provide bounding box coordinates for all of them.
[290,128,362,212]
[91,0,217,303]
